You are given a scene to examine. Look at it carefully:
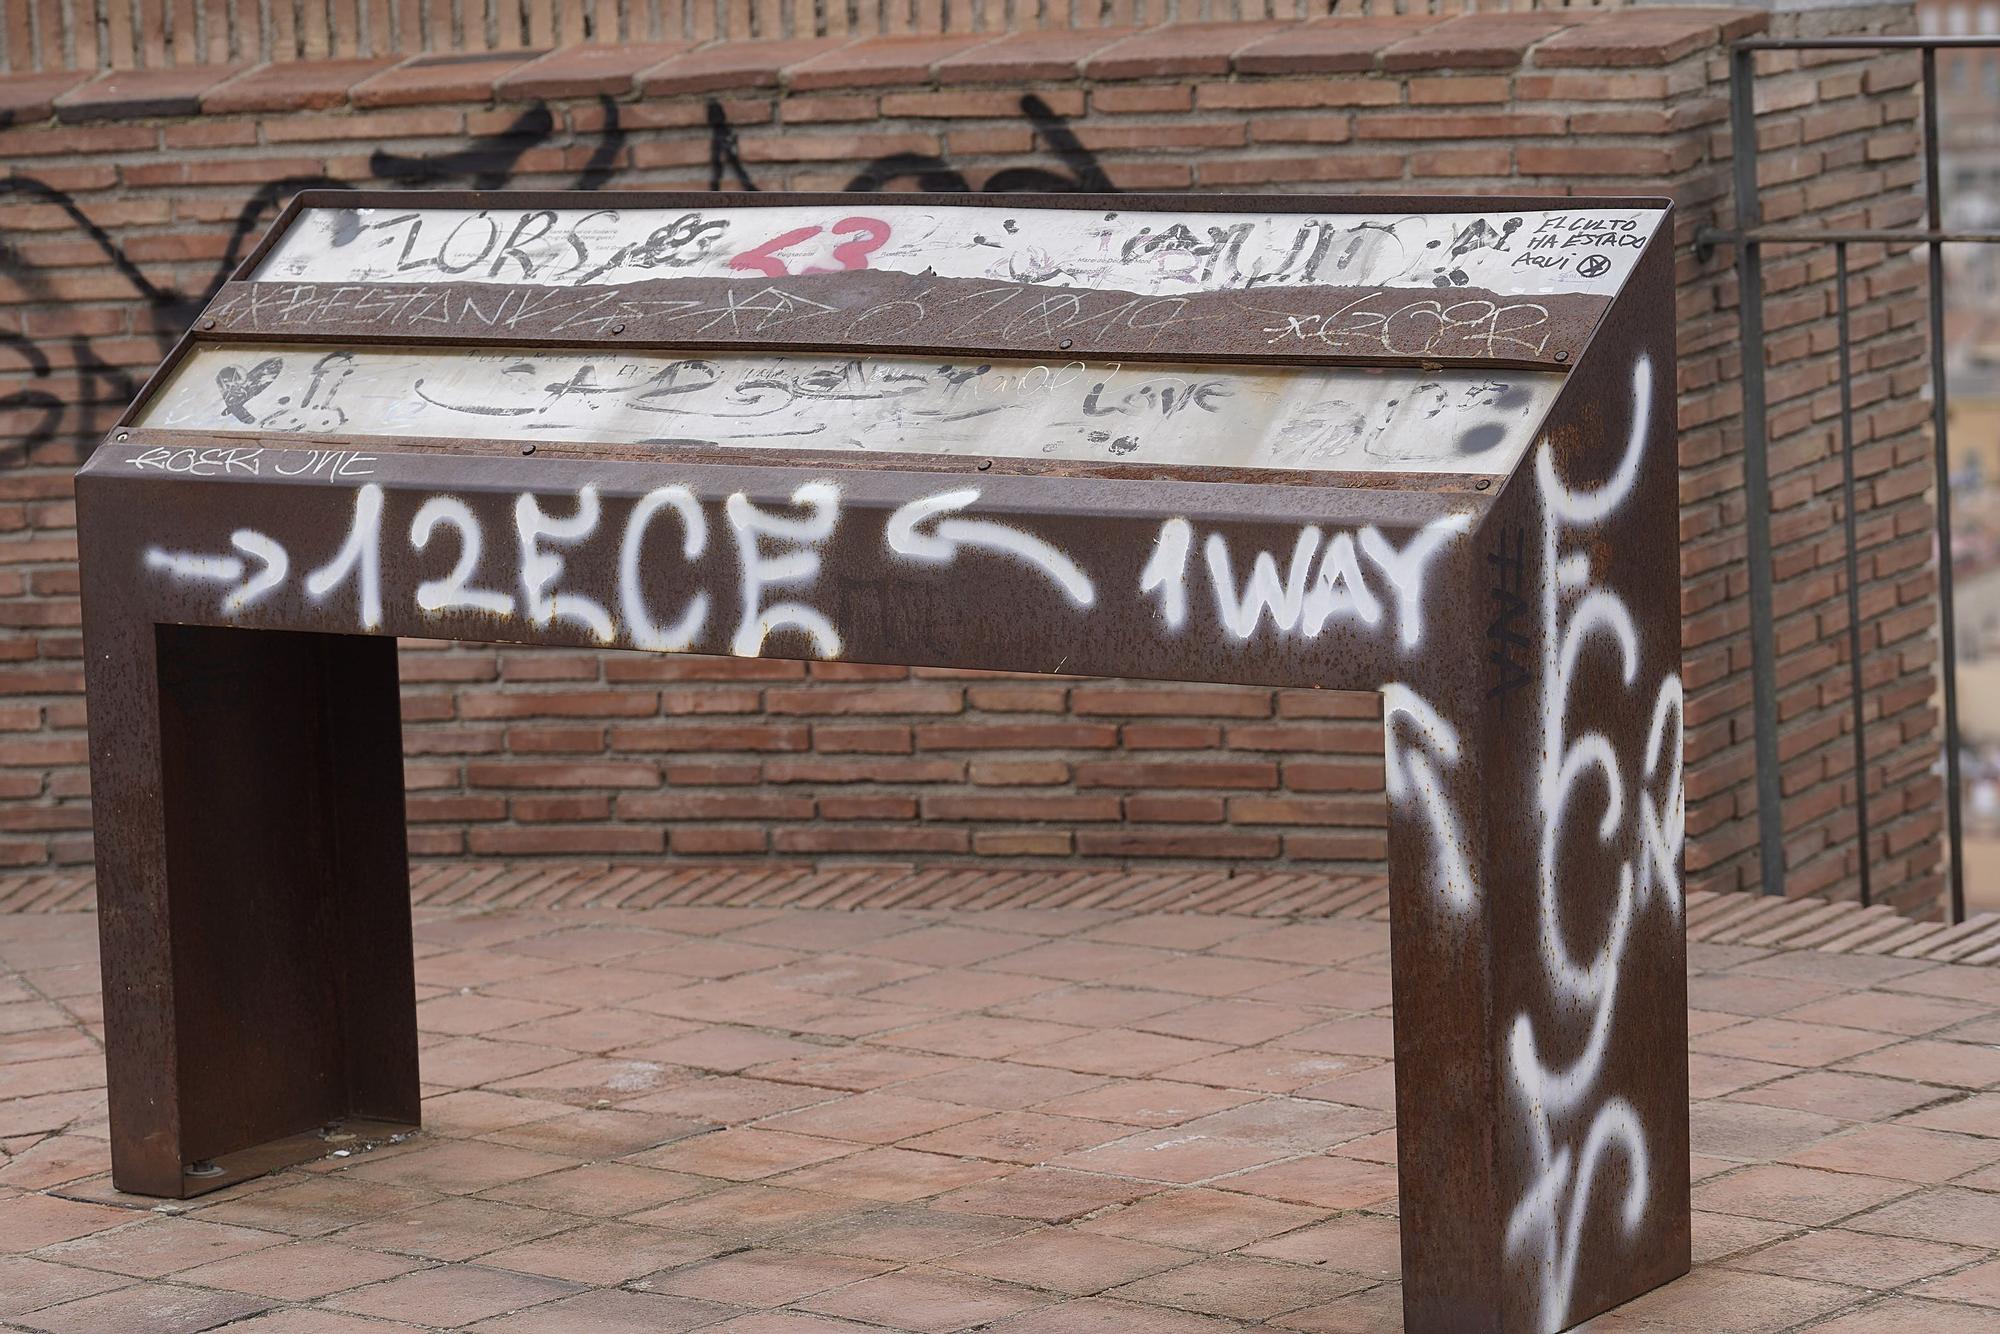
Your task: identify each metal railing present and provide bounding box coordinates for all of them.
[1703,34,1997,924]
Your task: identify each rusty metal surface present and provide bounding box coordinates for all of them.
[199,274,1607,371]
[78,189,1684,1332]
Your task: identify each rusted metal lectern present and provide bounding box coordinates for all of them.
[79,191,1686,1333]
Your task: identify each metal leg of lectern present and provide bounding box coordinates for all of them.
[84,606,418,1198]
[1386,389,1689,1329]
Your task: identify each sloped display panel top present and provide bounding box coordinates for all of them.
[127,191,1671,483]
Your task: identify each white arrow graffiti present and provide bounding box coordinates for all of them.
[886,488,1095,607]
[144,530,290,613]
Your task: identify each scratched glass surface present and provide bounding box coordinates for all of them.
[254,205,1661,298]
[137,345,1560,476]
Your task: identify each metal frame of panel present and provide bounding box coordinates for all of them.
[77,190,1684,1334]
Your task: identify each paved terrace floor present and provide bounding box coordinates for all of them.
[0,869,1997,1333]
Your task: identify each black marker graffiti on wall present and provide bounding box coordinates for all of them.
[0,92,1113,465]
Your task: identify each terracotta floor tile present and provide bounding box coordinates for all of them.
[338,1139,573,1194]
[486,1107,711,1159]
[481,1218,718,1284]
[774,1146,1012,1203]
[491,1007,702,1053]
[1838,1038,2000,1089]
[1083,917,1264,952]
[796,1266,1051,1331]
[1132,1000,1318,1047]
[1106,1255,1373,1320]
[204,1311,413,1333]
[1238,1210,1400,1278]
[1782,990,1988,1036]
[1691,1163,1914,1226]
[863,970,1056,1011]
[170,1237,423,1300]
[748,1048,966,1092]
[1879,965,2000,1007]
[417,1036,576,1089]
[1911,1258,2000,1308]
[0,1252,130,1317]
[700,1312,887,1332]
[1900,1092,2000,1136]
[991,1296,1251,1330]
[983,940,1174,982]
[504,925,676,965]
[624,940,807,979]
[994,987,1191,1028]
[941,1226,1193,1294]
[784,1204,1034,1262]
[1581,1267,1858,1331]
[626,1184,861,1239]
[630,1128,858,1180]
[1055,1127,1294,1185]
[1270,1281,1405,1332]
[0,1192,132,1251]
[1013,1030,1230,1078]
[1294,1064,1399,1112]
[619,1074,831,1122]
[893,1061,1103,1111]
[726,912,919,952]
[1783,1122,2000,1183]
[1030,1079,1252,1127]
[1156,1047,1373,1094]
[421,1090,577,1136]
[850,925,1042,968]
[759,954,938,997]
[645,1247,892,1305]
[1690,1053,1796,1099]
[199,1176,439,1238]
[1794,1295,2000,1332]
[1692,1018,1899,1069]
[477,1161,708,1216]
[1212,922,1387,966]
[32,1215,282,1278]
[1687,972,1843,1018]
[933,1166,1156,1223]
[10,1280,273,1334]
[1724,1227,1981,1289]
[1844,1186,2000,1248]
[417,993,571,1037]
[325,1262,581,1324]
[1113,956,1312,999]
[1724,1069,1940,1121]
[879,1016,1092,1060]
[1215,1156,1400,1210]
[1735,952,1931,988]
[1080,1187,1327,1253]
[483,1055,687,1105]
[332,1196,576,1261]
[903,1111,1128,1164]
[1691,1100,1847,1162]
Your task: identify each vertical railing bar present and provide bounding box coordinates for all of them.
[1922,46,1968,924]
[1834,241,1874,910]
[1733,42,1787,898]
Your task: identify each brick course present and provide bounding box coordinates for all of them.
[0,7,1947,913]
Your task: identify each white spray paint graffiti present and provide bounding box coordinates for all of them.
[304,482,384,629]
[725,481,843,659]
[620,485,709,653]
[144,531,289,614]
[886,489,1095,606]
[1382,684,1477,919]
[1139,513,1467,648]
[1502,353,1686,1333]
[517,486,616,643]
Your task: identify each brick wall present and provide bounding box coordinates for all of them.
[0,7,1949,912]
